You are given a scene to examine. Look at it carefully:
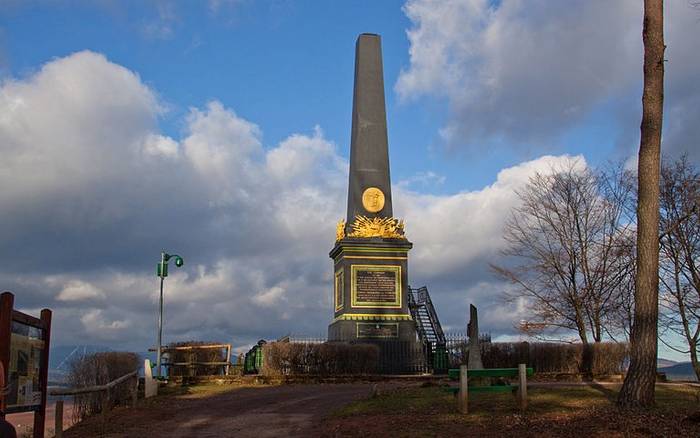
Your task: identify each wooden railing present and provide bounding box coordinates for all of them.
[49,370,139,438]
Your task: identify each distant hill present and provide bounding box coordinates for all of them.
[659,362,697,381]
[657,358,678,368]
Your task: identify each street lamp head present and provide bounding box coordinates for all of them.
[157,252,184,277]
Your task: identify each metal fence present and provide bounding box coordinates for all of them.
[272,335,432,374]
[369,339,430,374]
[444,332,491,367]
[260,332,490,375]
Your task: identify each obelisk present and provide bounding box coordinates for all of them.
[329,34,416,347]
[345,33,393,224]
[467,304,484,369]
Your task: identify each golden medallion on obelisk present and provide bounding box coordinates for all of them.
[362,187,385,213]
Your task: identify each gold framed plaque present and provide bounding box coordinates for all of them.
[334,269,344,312]
[350,264,401,308]
[361,187,385,213]
[356,322,399,339]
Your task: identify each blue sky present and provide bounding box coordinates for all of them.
[1,0,634,195]
[3,0,462,191]
[1,1,699,361]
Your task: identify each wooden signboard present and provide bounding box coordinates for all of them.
[0,291,52,438]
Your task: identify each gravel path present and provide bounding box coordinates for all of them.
[63,384,375,438]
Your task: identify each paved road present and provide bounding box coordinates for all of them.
[64,384,375,438]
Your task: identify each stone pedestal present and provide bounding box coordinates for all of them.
[328,238,416,342]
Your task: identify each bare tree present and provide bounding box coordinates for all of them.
[658,157,700,380]
[492,161,634,344]
[618,0,665,409]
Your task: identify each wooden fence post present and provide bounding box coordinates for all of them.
[55,400,63,438]
[100,390,109,434]
[132,375,138,407]
[458,365,469,414]
[34,308,51,438]
[518,363,527,411]
[0,292,15,415]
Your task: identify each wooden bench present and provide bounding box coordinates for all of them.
[446,364,533,413]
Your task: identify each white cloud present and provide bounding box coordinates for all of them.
[397,0,700,161]
[143,133,179,158]
[56,280,105,302]
[0,50,593,350]
[252,286,286,307]
[399,154,584,278]
[0,50,161,206]
[141,1,178,40]
[183,101,263,183]
[397,0,640,147]
[80,309,130,340]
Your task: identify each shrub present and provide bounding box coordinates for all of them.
[585,342,628,375]
[67,351,140,421]
[477,342,627,375]
[262,342,379,376]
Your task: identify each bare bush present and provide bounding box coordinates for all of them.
[262,342,379,376]
[67,351,139,422]
[492,162,635,343]
[658,156,700,381]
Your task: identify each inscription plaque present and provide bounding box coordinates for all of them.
[351,265,401,308]
[357,322,399,338]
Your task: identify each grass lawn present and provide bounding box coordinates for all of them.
[323,384,700,437]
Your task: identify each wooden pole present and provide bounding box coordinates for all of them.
[33,308,52,438]
[458,365,468,414]
[518,363,528,411]
[55,400,64,438]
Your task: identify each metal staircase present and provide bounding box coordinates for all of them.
[408,286,446,350]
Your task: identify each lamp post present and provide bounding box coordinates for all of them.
[156,251,184,378]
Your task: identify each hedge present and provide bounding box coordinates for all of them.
[262,342,379,376]
[477,342,627,375]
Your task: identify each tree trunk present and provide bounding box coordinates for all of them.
[690,341,700,383]
[618,0,664,408]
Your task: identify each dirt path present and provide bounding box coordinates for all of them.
[63,384,376,438]
[7,400,76,437]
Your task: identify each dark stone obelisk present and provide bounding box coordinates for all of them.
[346,33,393,226]
[328,34,416,355]
[467,304,484,369]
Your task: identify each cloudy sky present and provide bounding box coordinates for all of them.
[1,1,698,359]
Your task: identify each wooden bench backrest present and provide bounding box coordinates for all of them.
[448,367,534,380]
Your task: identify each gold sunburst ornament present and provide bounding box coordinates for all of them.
[336,219,346,241]
[346,215,406,239]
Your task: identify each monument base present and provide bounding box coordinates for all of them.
[327,319,417,342]
[328,319,425,374]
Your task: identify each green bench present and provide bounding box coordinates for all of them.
[447,364,533,413]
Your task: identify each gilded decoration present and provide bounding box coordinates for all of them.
[361,187,385,213]
[336,220,346,241]
[346,215,405,239]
